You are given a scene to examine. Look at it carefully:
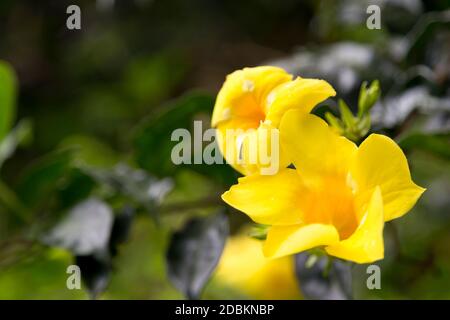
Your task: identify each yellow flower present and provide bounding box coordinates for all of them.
[213,233,301,299]
[222,110,426,263]
[212,66,335,176]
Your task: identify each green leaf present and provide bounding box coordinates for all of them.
[59,135,119,168]
[0,119,32,168]
[295,252,353,300]
[325,112,343,133]
[166,211,229,299]
[122,53,187,108]
[42,198,114,256]
[109,206,135,257]
[75,254,111,300]
[44,201,135,299]
[332,80,380,142]
[248,223,269,240]
[16,149,75,208]
[399,133,450,160]
[133,92,238,186]
[56,168,96,210]
[134,92,212,174]
[357,114,371,136]
[338,99,356,128]
[406,11,450,64]
[84,163,173,216]
[0,61,17,141]
[358,80,380,117]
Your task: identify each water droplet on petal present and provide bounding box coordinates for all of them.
[242,79,255,92]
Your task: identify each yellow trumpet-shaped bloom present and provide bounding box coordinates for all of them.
[213,233,301,299]
[222,110,425,263]
[212,66,335,176]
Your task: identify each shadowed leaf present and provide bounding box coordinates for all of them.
[85,163,173,217]
[133,92,238,186]
[17,149,75,208]
[295,252,353,300]
[167,211,229,299]
[75,254,111,300]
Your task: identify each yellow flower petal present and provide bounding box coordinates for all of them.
[240,122,290,176]
[351,134,426,221]
[214,234,301,299]
[221,169,305,225]
[215,121,252,175]
[211,66,292,127]
[265,77,336,127]
[263,224,340,259]
[326,187,384,264]
[279,111,357,183]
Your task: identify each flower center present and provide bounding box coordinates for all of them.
[228,91,267,131]
[300,175,358,240]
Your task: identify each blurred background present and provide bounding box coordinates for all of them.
[0,0,449,299]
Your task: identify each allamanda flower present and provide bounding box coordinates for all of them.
[222,110,425,263]
[211,66,335,176]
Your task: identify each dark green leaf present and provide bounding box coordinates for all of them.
[56,168,96,210]
[16,149,75,208]
[75,254,111,300]
[406,11,450,64]
[122,53,187,107]
[133,92,238,186]
[109,205,135,257]
[85,163,173,214]
[399,133,450,160]
[166,211,229,299]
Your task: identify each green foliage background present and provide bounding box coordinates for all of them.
[0,0,449,299]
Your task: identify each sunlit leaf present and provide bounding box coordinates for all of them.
[358,80,380,116]
[0,61,17,141]
[42,198,114,256]
[60,135,119,168]
[0,119,32,168]
[338,99,356,128]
